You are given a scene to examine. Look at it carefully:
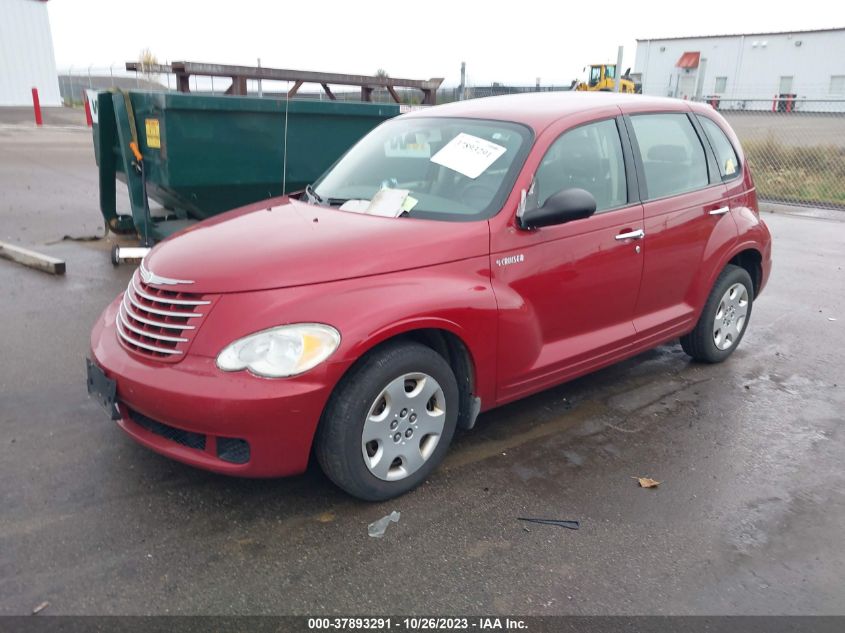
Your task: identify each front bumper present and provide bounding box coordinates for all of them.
[90,297,342,477]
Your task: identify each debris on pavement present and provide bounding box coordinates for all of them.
[517,517,580,530]
[44,233,105,244]
[0,241,65,275]
[828,317,837,321]
[31,601,49,615]
[634,477,661,488]
[368,510,401,538]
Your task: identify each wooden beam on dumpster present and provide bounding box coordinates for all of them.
[125,62,173,74]
[386,85,402,104]
[176,73,190,93]
[224,76,247,95]
[287,81,303,99]
[321,83,337,100]
[166,61,443,103]
[0,241,66,275]
[171,62,443,90]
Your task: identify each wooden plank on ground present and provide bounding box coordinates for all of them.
[0,241,66,275]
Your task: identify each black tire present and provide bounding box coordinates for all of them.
[315,341,459,501]
[681,264,754,363]
[110,244,120,267]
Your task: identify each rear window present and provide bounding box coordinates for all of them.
[630,113,709,200]
[698,116,741,180]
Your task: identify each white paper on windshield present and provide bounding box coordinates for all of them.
[339,199,371,213]
[430,133,506,179]
[367,188,411,217]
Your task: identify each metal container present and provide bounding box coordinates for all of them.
[92,90,401,244]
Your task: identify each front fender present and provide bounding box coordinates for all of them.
[191,256,499,406]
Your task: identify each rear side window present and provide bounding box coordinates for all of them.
[630,113,709,200]
[529,119,627,213]
[698,116,740,179]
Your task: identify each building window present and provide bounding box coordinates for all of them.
[714,77,727,93]
[831,76,845,96]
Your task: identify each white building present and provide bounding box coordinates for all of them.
[634,28,845,108]
[0,0,61,106]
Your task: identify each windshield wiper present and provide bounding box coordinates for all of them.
[304,184,325,205]
[305,185,351,207]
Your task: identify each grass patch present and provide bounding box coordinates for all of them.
[742,138,845,207]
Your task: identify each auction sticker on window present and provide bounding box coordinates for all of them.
[430,132,506,179]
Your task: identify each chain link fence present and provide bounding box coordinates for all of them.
[700,98,845,209]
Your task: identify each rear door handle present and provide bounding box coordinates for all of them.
[709,206,730,216]
[615,229,645,240]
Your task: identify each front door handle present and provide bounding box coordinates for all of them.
[709,206,730,216]
[615,229,645,240]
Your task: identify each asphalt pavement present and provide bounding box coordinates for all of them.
[1,125,844,615]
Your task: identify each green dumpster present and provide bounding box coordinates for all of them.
[92,91,402,244]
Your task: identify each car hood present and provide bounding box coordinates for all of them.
[142,197,490,294]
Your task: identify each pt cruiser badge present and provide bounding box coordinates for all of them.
[495,254,525,267]
[139,261,194,286]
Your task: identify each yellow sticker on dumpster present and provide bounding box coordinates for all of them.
[145,118,161,149]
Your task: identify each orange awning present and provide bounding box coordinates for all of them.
[676,51,701,69]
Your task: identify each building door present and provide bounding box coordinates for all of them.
[779,76,794,94]
[678,71,696,99]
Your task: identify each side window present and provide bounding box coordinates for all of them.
[630,113,709,200]
[698,116,740,179]
[529,119,627,213]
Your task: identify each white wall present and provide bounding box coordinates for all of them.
[0,0,62,106]
[634,29,845,103]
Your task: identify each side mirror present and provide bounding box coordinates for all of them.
[519,188,597,230]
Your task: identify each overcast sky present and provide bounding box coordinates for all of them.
[47,1,843,86]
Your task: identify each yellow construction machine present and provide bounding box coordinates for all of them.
[571,64,640,93]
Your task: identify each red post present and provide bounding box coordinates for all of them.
[31,88,43,126]
[83,90,93,127]
[772,95,777,112]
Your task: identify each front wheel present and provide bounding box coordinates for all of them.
[681,264,754,363]
[315,341,459,501]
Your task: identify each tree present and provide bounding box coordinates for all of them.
[138,48,159,81]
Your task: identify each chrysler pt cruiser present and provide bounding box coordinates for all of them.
[88,92,772,500]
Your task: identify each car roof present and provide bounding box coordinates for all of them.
[403,91,692,132]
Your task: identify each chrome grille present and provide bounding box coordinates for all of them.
[116,271,215,361]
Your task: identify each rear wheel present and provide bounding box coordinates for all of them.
[681,264,754,363]
[316,341,459,501]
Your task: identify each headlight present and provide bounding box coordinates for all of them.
[216,323,340,378]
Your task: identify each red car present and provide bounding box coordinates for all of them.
[88,92,772,500]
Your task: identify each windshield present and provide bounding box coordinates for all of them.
[311,117,532,221]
